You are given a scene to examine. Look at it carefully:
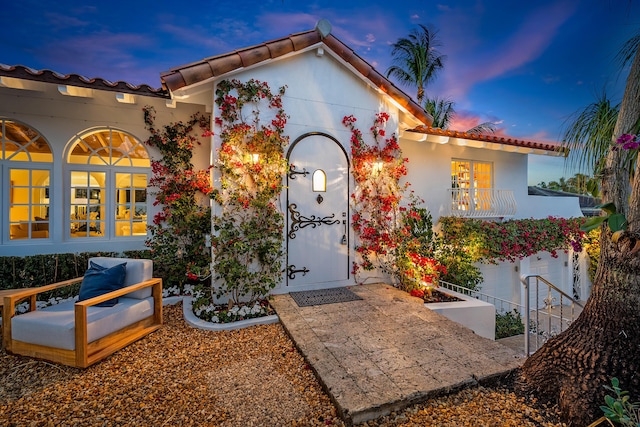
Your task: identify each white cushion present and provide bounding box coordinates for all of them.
[89,257,153,299]
[11,297,154,350]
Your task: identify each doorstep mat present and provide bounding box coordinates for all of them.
[289,287,363,307]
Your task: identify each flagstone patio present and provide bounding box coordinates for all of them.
[271,283,524,426]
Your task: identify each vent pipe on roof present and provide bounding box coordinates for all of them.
[315,19,332,38]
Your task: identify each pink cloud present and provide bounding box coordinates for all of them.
[449,110,498,132]
[35,32,157,84]
[449,113,488,132]
[516,130,559,144]
[449,110,560,144]
[436,0,578,100]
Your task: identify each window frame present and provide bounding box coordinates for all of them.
[1,118,53,243]
[64,127,150,240]
[451,159,494,213]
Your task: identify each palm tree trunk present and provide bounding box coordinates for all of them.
[417,85,424,106]
[518,44,640,426]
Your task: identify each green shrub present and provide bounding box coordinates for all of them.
[601,377,640,426]
[438,216,586,263]
[143,106,212,292]
[437,243,483,291]
[495,309,525,339]
[0,250,151,301]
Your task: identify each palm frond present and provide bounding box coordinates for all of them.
[424,97,455,129]
[616,29,640,69]
[386,24,446,104]
[466,122,496,135]
[561,91,620,175]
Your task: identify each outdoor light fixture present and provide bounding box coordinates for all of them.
[422,279,435,297]
[372,161,384,175]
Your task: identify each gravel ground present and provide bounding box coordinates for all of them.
[0,303,566,426]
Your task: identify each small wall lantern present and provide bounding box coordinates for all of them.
[372,161,384,175]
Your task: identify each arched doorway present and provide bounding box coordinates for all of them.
[286,133,350,290]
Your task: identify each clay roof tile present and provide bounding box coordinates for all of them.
[238,44,271,68]
[0,64,167,97]
[208,54,243,77]
[159,26,433,127]
[289,31,321,50]
[409,126,568,155]
[267,38,295,58]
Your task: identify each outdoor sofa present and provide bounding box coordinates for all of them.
[2,257,162,368]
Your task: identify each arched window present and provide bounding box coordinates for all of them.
[312,169,326,192]
[66,128,150,239]
[1,118,53,241]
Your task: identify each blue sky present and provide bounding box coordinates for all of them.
[2,0,639,185]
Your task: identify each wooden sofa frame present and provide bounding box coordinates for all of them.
[2,276,163,368]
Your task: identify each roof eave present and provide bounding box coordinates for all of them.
[160,26,433,127]
[405,128,568,157]
[0,64,168,98]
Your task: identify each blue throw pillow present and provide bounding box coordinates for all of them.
[78,261,127,307]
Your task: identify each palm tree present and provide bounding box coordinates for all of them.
[424,97,454,129]
[561,91,620,175]
[519,30,640,425]
[536,173,600,197]
[465,121,496,135]
[546,177,568,191]
[424,97,496,134]
[561,31,640,177]
[566,173,591,194]
[386,24,446,105]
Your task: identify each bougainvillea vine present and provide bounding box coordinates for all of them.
[205,79,289,308]
[344,113,444,291]
[142,106,213,290]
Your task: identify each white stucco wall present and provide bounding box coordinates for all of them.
[400,138,583,222]
[206,49,411,290]
[213,48,403,157]
[176,45,584,293]
[516,195,583,219]
[0,81,208,256]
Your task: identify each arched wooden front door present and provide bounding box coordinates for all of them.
[286,133,350,289]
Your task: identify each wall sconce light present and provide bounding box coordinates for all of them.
[372,161,384,175]
[244,153,260,164]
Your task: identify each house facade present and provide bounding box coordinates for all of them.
[0,66,206,257]
[0,21,586,302]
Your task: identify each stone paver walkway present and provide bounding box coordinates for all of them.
[271,283,524,426]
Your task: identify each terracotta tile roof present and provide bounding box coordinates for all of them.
[409,126,568,155]
[0,64,168,98]
[160,28,433,127]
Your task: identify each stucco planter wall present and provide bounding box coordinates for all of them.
[182,296,279,331]
[425,289,496,340]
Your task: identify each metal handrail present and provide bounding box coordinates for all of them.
[439,280,524,314]
[520,274,584,355]
[449,188,517,218]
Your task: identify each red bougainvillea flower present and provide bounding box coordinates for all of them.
[410,289,425,298]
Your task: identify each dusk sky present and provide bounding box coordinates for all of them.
[2,0,639,185]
